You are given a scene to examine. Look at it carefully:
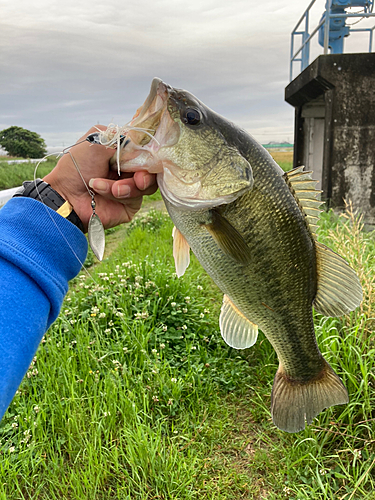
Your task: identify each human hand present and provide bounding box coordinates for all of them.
[43,125,157,232]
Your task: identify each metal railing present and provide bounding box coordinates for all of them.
[290,0,375,80]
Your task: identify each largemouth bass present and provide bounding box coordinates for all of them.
[114,78,362,433]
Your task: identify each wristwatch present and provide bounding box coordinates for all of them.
[13,179,84,232]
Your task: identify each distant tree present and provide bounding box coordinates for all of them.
[0,126,47,158]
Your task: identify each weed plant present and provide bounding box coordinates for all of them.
[0,206,373,499]
[0,158,57,189]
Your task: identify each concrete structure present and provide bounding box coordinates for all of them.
[285,53,375,225]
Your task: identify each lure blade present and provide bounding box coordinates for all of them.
[88,213,105,261]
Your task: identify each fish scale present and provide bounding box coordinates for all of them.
[117,78,362,432]
[164,154,322,381]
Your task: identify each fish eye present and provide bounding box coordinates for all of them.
[181,108,201,126]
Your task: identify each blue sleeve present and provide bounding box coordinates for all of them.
[0,197,88,420]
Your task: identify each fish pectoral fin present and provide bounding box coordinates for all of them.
[313,241,363,317]
[271,359,348,433]
[172,226,190,277]
[204,210,251,265]
[219,294,258,349]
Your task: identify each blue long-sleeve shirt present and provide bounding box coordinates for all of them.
[0,197,88,420]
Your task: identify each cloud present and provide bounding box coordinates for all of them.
[1,0,345,147]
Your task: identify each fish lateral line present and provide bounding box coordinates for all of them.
[261,302,274,312]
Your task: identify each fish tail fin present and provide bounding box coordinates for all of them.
[271,359,348,433]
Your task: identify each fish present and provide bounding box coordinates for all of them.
[113,78,363,433]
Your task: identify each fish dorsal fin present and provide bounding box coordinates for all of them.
[204,210,251,265]
[283,166,324,239]
[313,241,363,317]
[172,226,190,277]
[219,294,258,349]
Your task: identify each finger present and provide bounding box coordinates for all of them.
[133,171,158,191]
[112,177,158,197]
[89,177,146,201]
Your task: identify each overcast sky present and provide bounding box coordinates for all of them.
[1,0,373,150]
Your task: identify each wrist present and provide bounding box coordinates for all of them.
[13,179,85,233]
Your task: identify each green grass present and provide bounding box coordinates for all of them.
[0,158,58,189]
[0,201,374,497]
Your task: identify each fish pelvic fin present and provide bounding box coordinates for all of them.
[219,295,258,349]
[172,226,190,277]
[204,210,251,265]
[271,360,348,433]
[313,241,363,316]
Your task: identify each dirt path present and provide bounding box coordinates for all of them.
[104,198,167,258]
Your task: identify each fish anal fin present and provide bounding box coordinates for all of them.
[172,226,190,277]
[219,294,258,349]
[313,241,363,316]
[205,210,250,265]
[271,360,348,433]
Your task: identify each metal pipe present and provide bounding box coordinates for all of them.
[324,0,333,55]
[291,19,325,61]
[291,0,317,34]
[326,12,375,18]
[290,32,294,81]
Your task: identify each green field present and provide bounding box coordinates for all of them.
[0,158,58,189]
[0,155,374,499]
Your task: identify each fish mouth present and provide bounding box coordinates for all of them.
[113,78,253,210]
[112,78,179,173]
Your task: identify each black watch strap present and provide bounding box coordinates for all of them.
[13,179,84,233]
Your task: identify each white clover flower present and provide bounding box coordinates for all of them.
[9,446,15,453]
[151,349,158,354]
[104,328,111,333]
[152,395,159,402]
[181,325,187,330]
[99,312,106,318]
[167,399,173,405]
[182,308,188,313]
[33,406,39,413]
[184,297,191,303]
[200,313,205,318]
[11,422,18,428]
[197,285,203,291]
[204,308,210,314]
[162,325,168,332]
[123,347,128,352]
[171,378,177,383]
[171,302,176,307]
[160,344,165,349]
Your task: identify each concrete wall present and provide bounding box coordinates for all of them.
[285,53,375,226]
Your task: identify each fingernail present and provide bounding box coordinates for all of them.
[90,179,108,192]
[117,185,131,198]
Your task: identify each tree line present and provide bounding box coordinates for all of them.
[0,126,47,159]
